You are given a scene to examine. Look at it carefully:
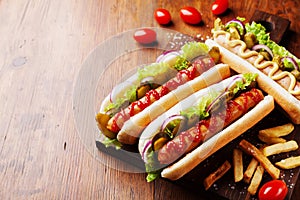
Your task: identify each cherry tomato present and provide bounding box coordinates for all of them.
[154,8,171,25]
[180,7,202,25]
[258,180,288,200]
[211,0,229,15]
[133,28,156,44]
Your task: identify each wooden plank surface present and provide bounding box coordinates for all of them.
[0,0,300,199]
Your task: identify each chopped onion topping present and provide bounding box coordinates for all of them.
[252,44,274,58]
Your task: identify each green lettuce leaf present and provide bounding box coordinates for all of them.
[172,42,210,71]
[101,137,122,150]
[181,42,209,61]
[180,91,219,120]
[104,85,137,113]
[232,73,257,95]
[145,150,162,182]
[146,171,160,182]
[137,62,171,81]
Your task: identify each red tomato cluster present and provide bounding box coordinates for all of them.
[134,1,229,44]
[153,1,228,26]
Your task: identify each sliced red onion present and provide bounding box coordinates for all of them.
[281,56,299,71]
[205,91,225,114]
[252,44,274,58]
[109,81,135,103]
[156,50,181,63]
[206,76,245,113]
[225,19,246,35]
[141,140,153,162]
[225,75,244,92]
[140,76,154,85]
[160,114,185,132]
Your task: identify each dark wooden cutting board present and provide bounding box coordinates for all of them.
[96,106,300,200]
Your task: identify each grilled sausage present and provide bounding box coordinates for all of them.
[158,88,264,165]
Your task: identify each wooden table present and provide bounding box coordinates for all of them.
[1,0,300,199]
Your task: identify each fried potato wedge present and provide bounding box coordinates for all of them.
[247,165,264,195]
[244,158,259,184]
[275,156,300,169]
[258,134,286,145]
[258,123,294,138]
[203,160,231,190]
[239,139,280,180]
[262,140,298,157]
[233,149,243,182]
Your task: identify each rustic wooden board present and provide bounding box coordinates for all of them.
[2,0,300,199]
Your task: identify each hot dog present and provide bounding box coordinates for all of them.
[96,42,231,146]
[139,74,274,181]
[205,17,300,124]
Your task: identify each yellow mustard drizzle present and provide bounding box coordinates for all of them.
[213,30,300,95]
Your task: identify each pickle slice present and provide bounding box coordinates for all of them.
[96,113,117,139]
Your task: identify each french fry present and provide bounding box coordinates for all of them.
[203,160,231,190]
[262,140,298,157]
[258,134,286,145]
[258,123,294,138]
[239,139,280,180]
[233,149,243,182]
[243,158,259,184]
[276,156,300,169]
[247,165,264,195]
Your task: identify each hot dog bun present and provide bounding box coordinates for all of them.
[205,38,300,124]
[118,63,230,144]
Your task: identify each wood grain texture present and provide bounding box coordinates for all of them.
[0,0,299,199]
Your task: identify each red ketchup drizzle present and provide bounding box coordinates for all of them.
[110,57,213,133]
[110,110,129,132]
[161,88,264,163]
